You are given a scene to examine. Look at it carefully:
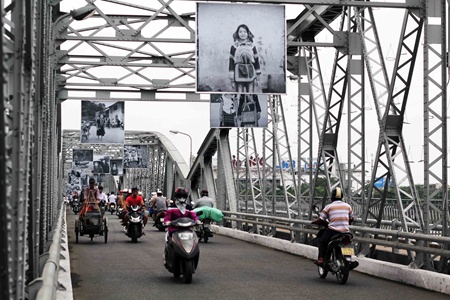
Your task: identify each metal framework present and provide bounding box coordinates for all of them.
[1,0,450,297]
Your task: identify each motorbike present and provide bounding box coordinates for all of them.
[116,206,124,219]
[195,211,213,243]
[154,210,167,232]
[99,201,107,216]
[108,202,116,214]
[72,200,80,214]
[125,205,144,243]
[317,229,358,284]
[164,217,200,284]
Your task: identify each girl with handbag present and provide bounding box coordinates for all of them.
[228,24,261,93]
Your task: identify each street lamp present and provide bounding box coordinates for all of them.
[170,130,192,168]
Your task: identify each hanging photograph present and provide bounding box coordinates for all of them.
[80,100,125,144]
[210,94,268,128]
[72,149,93,170]
[196,3,286,94]
[92,154,111,174]
[110,159,123,176]
[123,145,148,169]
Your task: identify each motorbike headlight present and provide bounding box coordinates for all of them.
[176,232,196,253]
[130,216,141,223]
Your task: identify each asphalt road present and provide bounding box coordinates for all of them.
[66,208,448,300]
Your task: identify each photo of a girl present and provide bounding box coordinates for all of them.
[196,3,286,95]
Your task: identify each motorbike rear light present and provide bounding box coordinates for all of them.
[342,236,351,245]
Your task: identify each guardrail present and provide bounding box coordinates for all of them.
[28,204,66,300]
[221,211,450,270]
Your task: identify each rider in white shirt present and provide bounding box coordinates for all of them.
[98,186,108,206]
[108,191,117,210]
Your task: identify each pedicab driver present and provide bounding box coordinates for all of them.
[79,177,101,221]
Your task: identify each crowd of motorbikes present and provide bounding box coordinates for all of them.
[67,193,359,285]
[67,193,213,283]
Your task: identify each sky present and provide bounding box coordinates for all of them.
[60,1,440,185]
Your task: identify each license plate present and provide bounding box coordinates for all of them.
[341,247,354,256]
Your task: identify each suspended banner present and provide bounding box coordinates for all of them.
[210,94,268,128]
[72,149,93,170]
[196,3,286,94]
[93,154,111,174]
[80,100,125,144]
[123,145,148,169]
[110,159,123,176]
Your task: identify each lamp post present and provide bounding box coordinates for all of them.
[170,130,192,168]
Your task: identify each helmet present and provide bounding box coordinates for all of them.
[132,187,138,192]
[331,187,343,201]
[157,190,163,195]
[151,192,157,196]
[174,187,189,200]
[200,189,208,197]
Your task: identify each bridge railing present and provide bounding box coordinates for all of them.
[28,204,66,300]
[221,211,450,272]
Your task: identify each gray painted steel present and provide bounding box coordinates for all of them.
[1,0,449,298]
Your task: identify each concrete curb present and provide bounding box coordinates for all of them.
[56,209,74,300]
[212,225,450,295]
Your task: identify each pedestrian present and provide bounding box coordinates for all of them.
[96,114,106,139]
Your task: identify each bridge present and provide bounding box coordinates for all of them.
[1,0,450,299]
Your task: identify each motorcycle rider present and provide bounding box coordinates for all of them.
[107,191,117,210]
[98,186,108,212]
[123,187,148,229]
[151,190,168,221]
[311,187,354,266]
[164,187,200,238]
[193,189,216,208]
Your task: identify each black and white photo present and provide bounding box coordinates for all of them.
[123,145,148,169]
[210,94,268,128]
[196,3,286,94]
[80,100,125,144]
[72,149,93,170]
[110,159,123,176]
[92,154,111,174]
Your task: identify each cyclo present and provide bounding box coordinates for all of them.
[75,199,108,243]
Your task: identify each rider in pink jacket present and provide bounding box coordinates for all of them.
[164,187,199,236]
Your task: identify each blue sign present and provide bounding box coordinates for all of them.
[275,160,297,170]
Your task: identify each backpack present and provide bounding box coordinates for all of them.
[233,43,256,83]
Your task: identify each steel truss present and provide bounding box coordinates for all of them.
[2,1,450,297]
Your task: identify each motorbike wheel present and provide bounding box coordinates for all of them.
[103,219,108,244]
[75,220,79,244]
[132,226,138,243]
[335,255,350,284]
[318,265,328,279]
[173,259,181,278]
[183,259,194,284]
[204,234,209,243]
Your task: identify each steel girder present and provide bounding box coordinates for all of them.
[52,0,202,103]
[1,0,63,298]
